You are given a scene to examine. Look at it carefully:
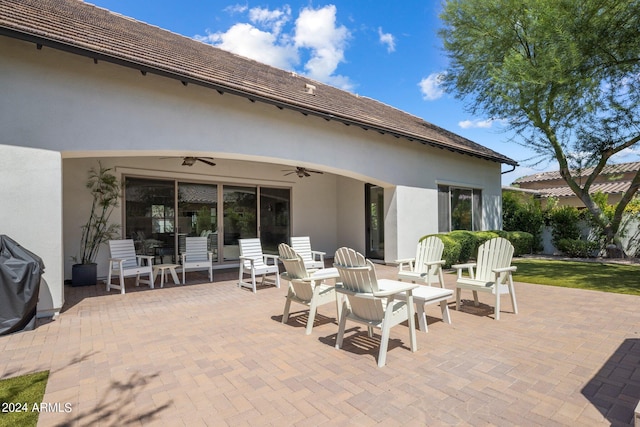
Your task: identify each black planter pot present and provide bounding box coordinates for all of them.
[71,263,97,286]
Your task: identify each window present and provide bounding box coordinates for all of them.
[438,185,482,232]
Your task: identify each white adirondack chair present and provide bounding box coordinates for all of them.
[278,243,340,335]
[396,235,446,288]
[238,238,280,293]
[333,247,418,367]
[452,237,518,320]
[181,236,213,284]
[106,239,154,294]
[290,236,325,270]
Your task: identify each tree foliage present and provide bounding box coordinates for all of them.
[439,0,640,247]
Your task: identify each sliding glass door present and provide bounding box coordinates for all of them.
[124,177,290,264]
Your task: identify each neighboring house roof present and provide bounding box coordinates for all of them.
[538,181,632,198]
[514,161,640,184]
[0,0,517,166]
[512,161,640,199]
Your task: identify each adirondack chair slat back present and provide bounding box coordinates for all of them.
[184,237,208,262]
[415,236,444,274]
[239,238,265,268]
[334,247,383,322]
[474,238,514,282]
[278,243,308,279]
[109,239,138,270]
[290,236,313,263]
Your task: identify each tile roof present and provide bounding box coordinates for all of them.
[0,0,517,166]
[514,161,640,183]
[536,181,632,198]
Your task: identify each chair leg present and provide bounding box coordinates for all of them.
[378,321,392,368]
[251,269,257,293]
[472,290,479,307]
[509,277,518,314]
[238,267,243,288]
[119,271,125,295]
[495,290,501,320]
[415,303,428,332]
[183,267,187,285]
[306,299,318,335]
[406,296,417,353]
[440,300,451,325]
[282,288,293,324]
[455,288,462,310]
[335,301,349,349]
[148,271,154,289]
[438,268,445,288]
[106,269,113,292]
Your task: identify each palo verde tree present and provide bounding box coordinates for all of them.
[439,0,640,250]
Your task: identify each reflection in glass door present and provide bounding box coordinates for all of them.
[178,183,218,262]
[260,187,290,254]
[124,178,176,263]
[223,186,257,260]
[365,184,384,259]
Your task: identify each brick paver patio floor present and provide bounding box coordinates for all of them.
[1,263,638,426]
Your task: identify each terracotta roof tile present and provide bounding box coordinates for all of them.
[0,0,517,165]
[515,161,640,183]
[537,181,632,198]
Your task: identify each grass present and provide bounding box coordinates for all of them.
[511,258,640,295]
[0,371,49,427]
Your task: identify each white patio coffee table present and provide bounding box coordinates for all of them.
[152,264,181,288]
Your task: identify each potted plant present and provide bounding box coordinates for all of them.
[71,162,121,286]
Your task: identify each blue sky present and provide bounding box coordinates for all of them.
[83,0,572,184]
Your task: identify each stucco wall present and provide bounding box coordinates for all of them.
[2,35,506,287]
[0,145,64,316]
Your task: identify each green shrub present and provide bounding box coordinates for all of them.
[448,230,477,262]
[470,231,500,256]
[506,231,534,256]
[502,191,545,251]
[556,238,599,258]
[422,234,460,268]
[489,229,508,238]
[547,205,582,244]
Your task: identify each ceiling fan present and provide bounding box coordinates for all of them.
[161,156,216,167]
[282,166,324,178]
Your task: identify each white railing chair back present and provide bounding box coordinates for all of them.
[396,235,446,287]
[106,239,154,294]
[238,238,280,293]
[333,247,418,367]
[452,237,518,320]
[181,236,213,284]
[290,236,325,270]
[279,243,339,335]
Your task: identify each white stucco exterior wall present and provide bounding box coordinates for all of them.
[2,35,508,292]
[0,145,64,316]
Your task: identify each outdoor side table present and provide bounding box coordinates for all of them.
[152,264,180,288]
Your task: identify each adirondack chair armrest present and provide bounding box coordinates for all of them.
[394,258,415,271]
[208,251,214,261]
[373,283,418,298]
[423,260,446,267]
[136,255,153,266]
[452,262,476,279]
[335,287,377,299]
[263,254,279,265]
[492,266,517,274]
[109,257,126,268]
[332,265,373,273]
[239,255,257,266]
[310,250,325,261]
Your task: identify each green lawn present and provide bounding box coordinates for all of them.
[511,258,640,296]
[0,371,49,427]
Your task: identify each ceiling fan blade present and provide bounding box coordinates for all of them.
[197,158,216,166]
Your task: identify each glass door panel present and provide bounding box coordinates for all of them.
[223,186,257,260]
[365,184,384,259]
[260,187,290,254]
[124,177,176,263]
[178,183,219,262]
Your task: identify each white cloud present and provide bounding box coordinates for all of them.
[458,118,508,129]
[378,27,395,53]
[195,4,353,90]
[224,4,248,14]
[293,5,351,89]
[418,72,445,100]
[195,23,298,70]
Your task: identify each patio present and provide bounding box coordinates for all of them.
[1,263,638,426]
